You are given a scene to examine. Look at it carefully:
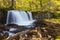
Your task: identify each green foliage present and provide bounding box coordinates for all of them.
[14,0,40,12]
[0,0,60,12]
[54,11,60,18]
[0,0,11,8]
[0,0,40,12]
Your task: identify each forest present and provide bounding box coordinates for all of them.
[0,0,60,40]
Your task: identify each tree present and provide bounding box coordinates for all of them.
[0,0,60,12]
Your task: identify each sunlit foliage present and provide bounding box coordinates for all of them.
[0,0,60,12]
[0,0,11,8]
[14,0,40,11]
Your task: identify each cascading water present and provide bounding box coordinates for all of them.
[5,10,36,28]
[5,10,36,36]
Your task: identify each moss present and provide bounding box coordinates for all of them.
[55,36,60,40]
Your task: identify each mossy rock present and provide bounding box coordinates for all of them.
[55,36,60,40]
[56,39,60,40]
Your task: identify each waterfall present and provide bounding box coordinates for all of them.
[5,10,36,28]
